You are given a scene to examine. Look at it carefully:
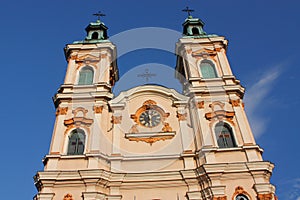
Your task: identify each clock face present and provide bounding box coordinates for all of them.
[139,109,161,128]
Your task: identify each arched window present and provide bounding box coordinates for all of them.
[78,66,94,85]
[91,32,99,40]
[192,27,200,35]
[215,122,236,148]
[67,129,86,155]
[235,194,249,200]
[200,60,218,79]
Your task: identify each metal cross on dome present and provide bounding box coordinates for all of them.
[93,11,106,20]
[182,6,194,17]
[137,68,156,82]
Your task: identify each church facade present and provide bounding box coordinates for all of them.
[34,15,277,200]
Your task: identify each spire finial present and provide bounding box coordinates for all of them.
[93,11,106,21]
[182,6,194,17]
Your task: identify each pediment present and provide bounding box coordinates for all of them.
[76,54,100,62]
[192,48,218,57]
[110,85,188,108]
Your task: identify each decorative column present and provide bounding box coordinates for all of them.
[184,48,198,79]
[216,48,232,76]
[49,107,68,155]
[90,105,104,153]
[177,108,193,151]
[87,105,104,169]
[111,113,122,155]
[98,51,110,84]
[229,99,255,145]
[47,107,68,170]
[195,100,214,147]
[177,106,195,169]
[64,55,77,84]
[110,108,123,172]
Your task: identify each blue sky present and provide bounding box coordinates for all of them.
[0,0,299,199]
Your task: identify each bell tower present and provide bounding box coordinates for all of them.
[34,17,119,200]
[175,14,277,200]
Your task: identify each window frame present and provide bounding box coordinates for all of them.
[66,128,86,155]
[77,66,94,85]
[214,121,237,148]
[199,59,218,79]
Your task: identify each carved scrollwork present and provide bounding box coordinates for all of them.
[63,194,74,200]
[186,48,193,54]
[126,99,174,144]
[205,110,235,121]
[143,99,157,106]
[210,101,225,111]
[93,105,103,114]
[257,194,273,200]
[232,186,251,200]
[206,101,235,125]
[64,117,94,127]
[176,112,187,121]
[196,101,205,109]
[130,100,170,125]
[67,54,78,62]
[112,115,122,124]
[125,132,176,145]
[72,107,88,117]
[63,108,94,134]
[230,99,241,107]
[56,107,68,116]
[100,53,107,58]
[162,122,172,132]
[75,54,100,63]
[191,48,218,58]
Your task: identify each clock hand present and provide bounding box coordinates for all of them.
[149,111,153,126]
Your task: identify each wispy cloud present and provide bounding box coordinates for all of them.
[280,178,300,200]
[244,66,281,137]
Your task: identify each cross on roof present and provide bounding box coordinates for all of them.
[182,6,194,17]
[137,68,156,82]
[93,11,106,21]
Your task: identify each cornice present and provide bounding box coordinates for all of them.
[64,42,116,60]
[35,168,191,190]
[197,161,275,175]
[110,85,188,106]
[187,84,245,97]
[43,152,184,164]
